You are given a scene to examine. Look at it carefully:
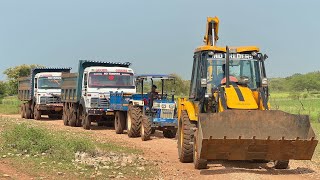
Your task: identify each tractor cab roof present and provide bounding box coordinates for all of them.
[135,74,175,80]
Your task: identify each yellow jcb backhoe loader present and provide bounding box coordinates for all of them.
[177,16,318,170]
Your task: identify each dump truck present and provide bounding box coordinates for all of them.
[109,74,178,141]
[18,67,71,120]
[61,60,136,130]
[177,16,318,169]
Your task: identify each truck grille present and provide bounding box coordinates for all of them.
[99,98,110,108]
[40,96,61,104]
[160,109,174,119]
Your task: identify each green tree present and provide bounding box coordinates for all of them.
[0,81,7,101]
[3,64,43,95]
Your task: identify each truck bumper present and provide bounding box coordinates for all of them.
[87,108,114,116]
[37,104,63,112]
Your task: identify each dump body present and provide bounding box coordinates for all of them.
[61,73,78,103]
[197,110,318,161]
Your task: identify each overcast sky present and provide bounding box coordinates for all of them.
[0,0,319,80]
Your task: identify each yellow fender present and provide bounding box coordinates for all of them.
[177,98,198,122]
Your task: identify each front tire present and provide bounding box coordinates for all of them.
[141,115,151,141]
[163,129,177,138]
[82,114,91,130]
[127,105,142,138]
[178,111,196,163]
[63,105,69,126]
[115,111,126,134]
[33,105,41,120]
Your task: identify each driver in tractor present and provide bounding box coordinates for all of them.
[149,85,159,99]
[215,64,238,85]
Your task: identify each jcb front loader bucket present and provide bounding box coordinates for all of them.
[197,110,318,161]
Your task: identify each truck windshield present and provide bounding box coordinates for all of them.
[89,72,135,88]
[38,77,62,89]
[207,58,261,89]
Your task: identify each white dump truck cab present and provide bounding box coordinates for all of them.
[34,72,63,105]
[82,66,136,115]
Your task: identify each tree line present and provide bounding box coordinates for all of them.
[0,65,191,99]
[1,64,319,100]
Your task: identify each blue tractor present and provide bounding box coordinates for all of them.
[109,74,178,141]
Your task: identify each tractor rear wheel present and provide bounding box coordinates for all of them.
[274,160,289,169]
[141,115,151,141]
[127,105,141,138]
[163,129,177,138]
[33,105,41,120]
[115,111,126,134]
[178,111,196,163]
[21,104,26,118]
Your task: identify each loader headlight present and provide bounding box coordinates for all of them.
[251,51,258,56]
[169,104,175,109]
[262,78,268,87]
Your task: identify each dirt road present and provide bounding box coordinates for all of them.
[1,114,319,180]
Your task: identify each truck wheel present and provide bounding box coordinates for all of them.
[127,105,141,138]
[193,132,208,169]
[115,111,126,134]
[25,103,32,119]
[178,111,196,163]
[68,108,77,127]
[21,104,26,118]
[141,115,151,141]
[274,160,289,169]
[63,106,69,126]
[34,106,41,120]
[82,114,91,130]
[163,129,177,138]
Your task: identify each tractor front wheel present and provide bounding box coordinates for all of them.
[163,129,177,138]
[141,115,151,141]
[127,105,141,138]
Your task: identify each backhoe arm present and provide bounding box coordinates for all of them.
[204,16,220,46]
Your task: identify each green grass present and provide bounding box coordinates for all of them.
[0,117,156,179]
[0,96,20,114]
[312,123,320,162]
[270,92,320,123]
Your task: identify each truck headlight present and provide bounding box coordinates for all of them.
[40,97,46,104]
[169,104,175,109]
[90,98,99,108]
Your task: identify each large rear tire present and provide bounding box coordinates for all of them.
[68,108,77,127]
[141,115,151,141]
[63,105,69,126]
[163,129,177,138]
[115,111,126,134]
[274,160,289,169]
[178,111,196,163]
[21,104,26,118]
[127,105,141,138]
[33,105,41,120]
[25,103,32,119]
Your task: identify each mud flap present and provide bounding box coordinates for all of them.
[197,110,318,161]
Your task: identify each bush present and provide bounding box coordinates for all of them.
[2,123,95,161]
